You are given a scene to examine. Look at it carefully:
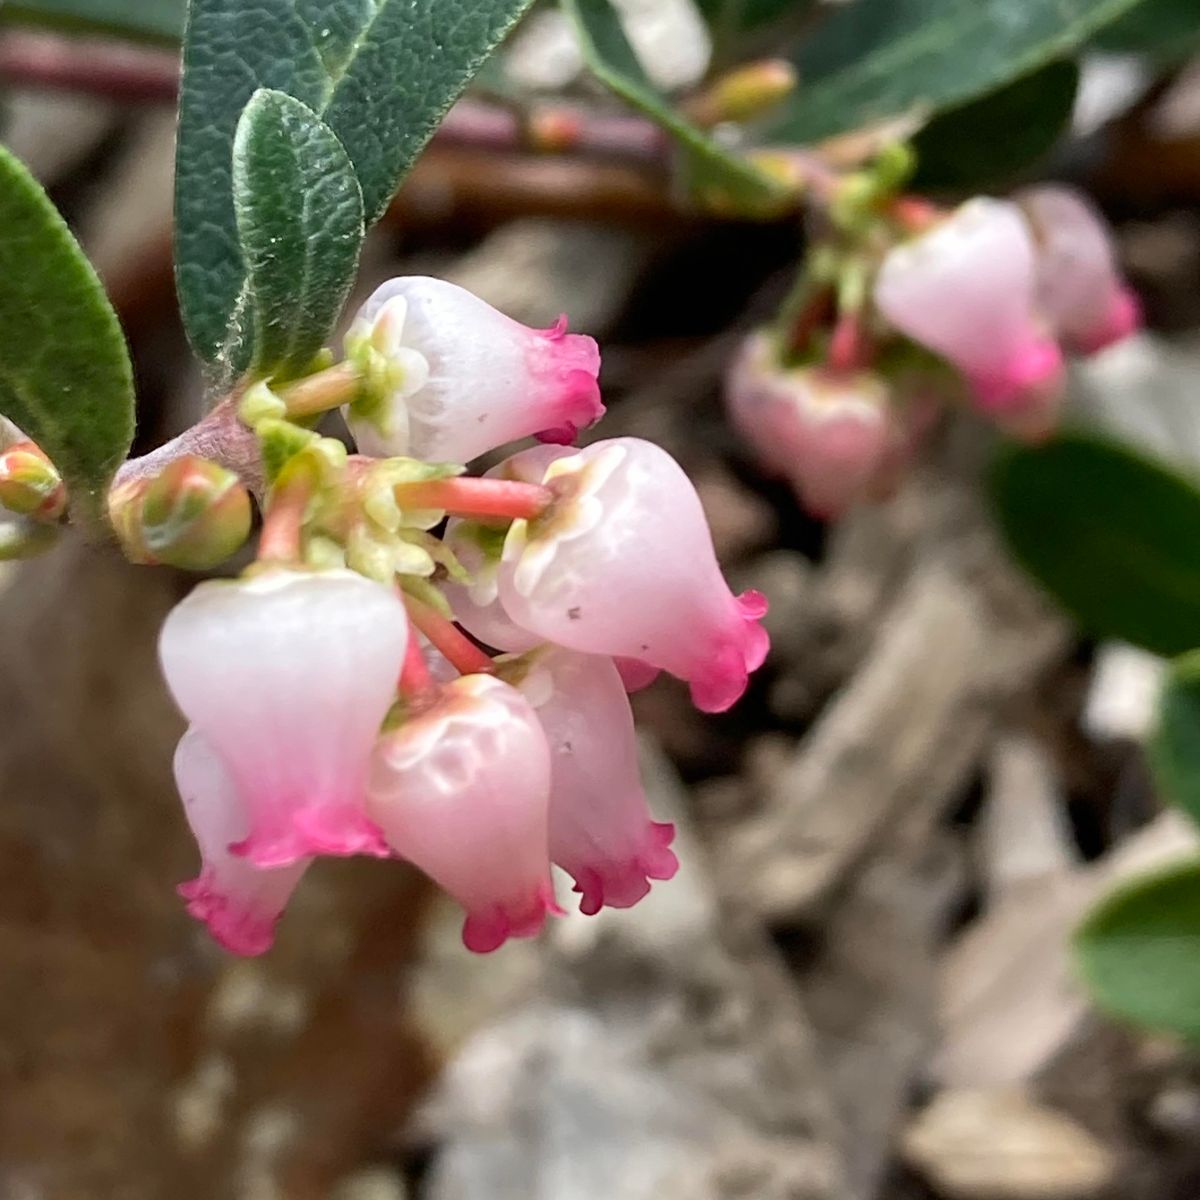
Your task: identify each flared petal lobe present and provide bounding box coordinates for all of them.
[344,277,603,464]
[174,728,308,956]
[366,675,559,953]
[520,649,678,914]
[159,569,408,868]
[495,438,769,712]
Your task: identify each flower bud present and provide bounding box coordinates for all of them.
[726,332,895,518]
[0,441,65,520]
[344,277,603,464]
[691,59,798,125]
[518,648,677,914]
[174,728,308,956]
[138,456,253,570]
[496,438,770,713]
[159,568,408,867]
[366,674,560,953]
[873,198,1065,437]
[1017,185,1141,356]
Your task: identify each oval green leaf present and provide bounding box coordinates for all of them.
[1151,651,1200,828]
[233,90,364,381]
[175,0,537,379]
[0,145,134,515]
[991,434,1200,657]
[1076,861,1200,1042]
[913,60,1079,191]
[765,0,1146,147]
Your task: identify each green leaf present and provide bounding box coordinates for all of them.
[1,0,185,41]
[991,434,1200,657]
[913,60,1079,190]
[233,90,364,380]
[1095,0,1200,65]
[696,0,811,36]
[765,0,1146,146]
[561,0,789,215]
[1076,861,1200,1042]
[0,145,134,514]
[175,0,537,379]
[1151,652,1200,827]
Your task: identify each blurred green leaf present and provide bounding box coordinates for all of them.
[561,0,789,214]
[0,144,134,514]
[1,0,185,41]
[1076,861,1200,1042]
[233,90,364,380]
[175,0,536,380]
[991,434,1200,657]
[1095,0,1200,65]
[914,60,1078,190]
[1152,652,1200,827]
[765,0,1147,146]
[696,0,810,35]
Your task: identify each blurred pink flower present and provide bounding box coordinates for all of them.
[874,198,1064,440]
[1018,185,1141,356]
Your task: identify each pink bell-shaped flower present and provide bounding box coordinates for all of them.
[174,728,308,956]
[873,198,1064,437]
[159,568,408,868]
[365,674,560,953]
[726,331,894,518]
[1017,185,1141,356]
[343,277,603,464]
[520,648,678,914]
[496,437,769,713]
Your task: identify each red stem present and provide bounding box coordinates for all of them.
[398,624,436,701]
[394,477,553,522]
[403,592,494,677]
[257,475,311,564]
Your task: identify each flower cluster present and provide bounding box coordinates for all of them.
[727,185,1140,517]
[157,278,767,956]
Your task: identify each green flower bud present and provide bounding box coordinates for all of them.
[0,442,65,520]
[113,456,252,570]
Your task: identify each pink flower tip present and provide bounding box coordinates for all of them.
[177,874,281,957]
[971,338,1064,413]
[533,319,605,445]
[462,880,564,954]
[689,590,770,713]
[1077,287,1142,356]
[572,821,679,916]
[229,806,390,868]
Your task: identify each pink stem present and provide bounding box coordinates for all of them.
[403,592,495,677]
[393,477,553,522]
[398,623,436,701]
[257,474,311,565]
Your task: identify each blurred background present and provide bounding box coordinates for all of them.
[3,1,1200,1198]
